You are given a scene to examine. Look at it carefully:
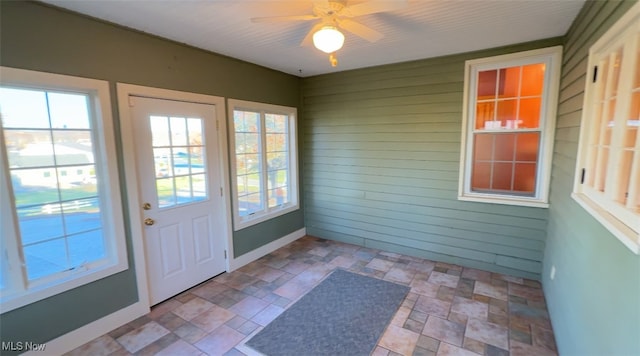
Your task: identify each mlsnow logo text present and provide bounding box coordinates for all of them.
[1,341,47,352]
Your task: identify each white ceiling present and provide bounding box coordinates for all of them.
[43,0,585,77]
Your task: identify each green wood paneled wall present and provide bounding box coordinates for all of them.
[543,1,640,354]
[302,38,563,280]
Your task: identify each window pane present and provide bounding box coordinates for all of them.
[187,118,203,146]
[23,238,68,280]
[5,130,55,168]
[498,67,520,98]
[68,230,105,267]
[515,133,540,162]
[492,162,513,190]
[150,116,170,147]
[624,92,639,148]
[12,170,59,206]
[154,148,173,177]
[494,134,515,161]
[173,147,190,176]
[267,152,287,170]
[237,111,260,133]
[59,170,98,200]
[519,98,541,129]
[473,134,493,161]
[190,150,205,174]
[175,176,192,203]
[244,133,260,153]
[156,177,176,208]
[266,133,287,152]
[48,92,90,129]
[17,205,64,245]
[610,48,623,97]
[496,100,517,127]
[170,117,187,146]
[239,193,262,216]
[471,162,491,191]
[514,163,537,194]
[0,88,49,128]
[236,154,248,175]
[477,70,497,99]
[475,102,496,130]
[521,64,545,97]
[63,198,101,235]
[245,153,261,174]
[268,187,288,208]
[237,175,248,195]
[266,114,288,133]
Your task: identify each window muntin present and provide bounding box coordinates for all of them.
[149,116,207,208]
[459,47,562,207]
[0,67,127,311]
[573,4,640,253]
[228,99,298,230]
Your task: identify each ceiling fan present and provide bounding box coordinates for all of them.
[251,0,407,67]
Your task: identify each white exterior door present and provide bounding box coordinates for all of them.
[130,96,226,305]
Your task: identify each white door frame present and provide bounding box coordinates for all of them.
[116,83,233,308]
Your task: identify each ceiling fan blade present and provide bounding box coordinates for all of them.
[341,0,407,17]
[251,14,319,23]
[301,22,326,47]
[337,18,384,42]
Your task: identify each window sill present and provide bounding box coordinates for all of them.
[0,260,128,313]
[233,203,299,231]
[571,193,640,255]
[458,194,549,208]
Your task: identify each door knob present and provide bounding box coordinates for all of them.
[144,218,155,226]
[142,202,151,210]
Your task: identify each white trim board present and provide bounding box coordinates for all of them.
[229,228,306,271]
[22,302,149,356]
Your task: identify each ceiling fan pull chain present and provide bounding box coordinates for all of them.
[329,52,338,67]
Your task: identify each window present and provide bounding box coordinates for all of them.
[459,46,562,207]
[228,99,299,230]
[573,2,640,254]
[149,116,207,208]
[0,67,128,312]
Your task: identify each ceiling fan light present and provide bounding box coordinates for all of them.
[313,26,345,53]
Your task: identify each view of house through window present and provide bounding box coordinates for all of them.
[228,99,298,230]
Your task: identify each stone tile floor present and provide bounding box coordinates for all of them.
[67,236,557,356]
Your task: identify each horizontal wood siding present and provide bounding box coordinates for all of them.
[302,38,562,280]
[543,1,640,354]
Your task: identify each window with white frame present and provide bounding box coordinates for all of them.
[459,46,562,208]
[573,2,640,254]
[227,99,299,230]
[0,67,128,312]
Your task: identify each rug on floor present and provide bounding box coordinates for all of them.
[246,268,410,356]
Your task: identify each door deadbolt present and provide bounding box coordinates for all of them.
[142,202,151,210]
[144,218,155,226]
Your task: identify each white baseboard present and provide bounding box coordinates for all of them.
[23,301,149,356]
[229,228,306,271]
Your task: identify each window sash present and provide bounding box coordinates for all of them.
[577,30,640,237]
[0,67,128,312]
[459,46,562,207]
[573,2,640,254]
[228,100,298,230]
